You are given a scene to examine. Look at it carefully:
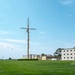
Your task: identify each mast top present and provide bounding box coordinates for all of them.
[27,17,29,26]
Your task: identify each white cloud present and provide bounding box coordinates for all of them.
[0,41,26,53]
[0,30,12,35]
[0,42,16,49]
[0,41,26,59]
[30,42,41,46]
[59,0,74,5]
[48,40,75,49]
[0,38,26,44]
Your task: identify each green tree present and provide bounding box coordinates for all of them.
[41,53,46,56]
[54,48,63,57]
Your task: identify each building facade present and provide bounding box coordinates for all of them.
[61,48,75,60]
[22,54,39,59]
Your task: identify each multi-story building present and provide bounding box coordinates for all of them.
[61,48,75,60]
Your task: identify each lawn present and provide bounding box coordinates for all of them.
[0,60,75,75]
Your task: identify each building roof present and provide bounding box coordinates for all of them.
[62,48,75,50]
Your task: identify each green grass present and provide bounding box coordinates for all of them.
[0,60,75,75]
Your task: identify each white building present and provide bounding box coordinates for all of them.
[22,54,39,59]
[61,48,75,60]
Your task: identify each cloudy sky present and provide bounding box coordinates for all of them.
[0,0,75,59]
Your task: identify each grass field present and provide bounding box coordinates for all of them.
[0,60,75,75]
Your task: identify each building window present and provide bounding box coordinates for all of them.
[67,53,69,55]
[70,50,72,51]
[64,50,65,52]
[71,57,72,59]
[64,54,65,55]
[71,53,72,55]
[74,50,75,51]
[67,57,69,59]
[64,57,65,59]
[67,50,68,52]
[74,53,75,55]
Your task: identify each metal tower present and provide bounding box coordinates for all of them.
[21,18,36,59]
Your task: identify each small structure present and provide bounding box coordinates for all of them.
[47,56,59,60]
[22,55,27,59]
[41,56,47,60]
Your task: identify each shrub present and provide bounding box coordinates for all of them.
[18,59,38,61]
[9,57,12,60]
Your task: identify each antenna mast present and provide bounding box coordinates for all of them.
[21,18,36,59]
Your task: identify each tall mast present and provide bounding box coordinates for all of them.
[27,18,30,59]
[21,18,36,59]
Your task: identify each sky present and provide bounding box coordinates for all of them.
[0,0,75,59]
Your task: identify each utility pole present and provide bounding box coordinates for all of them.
[21,18,36,59]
